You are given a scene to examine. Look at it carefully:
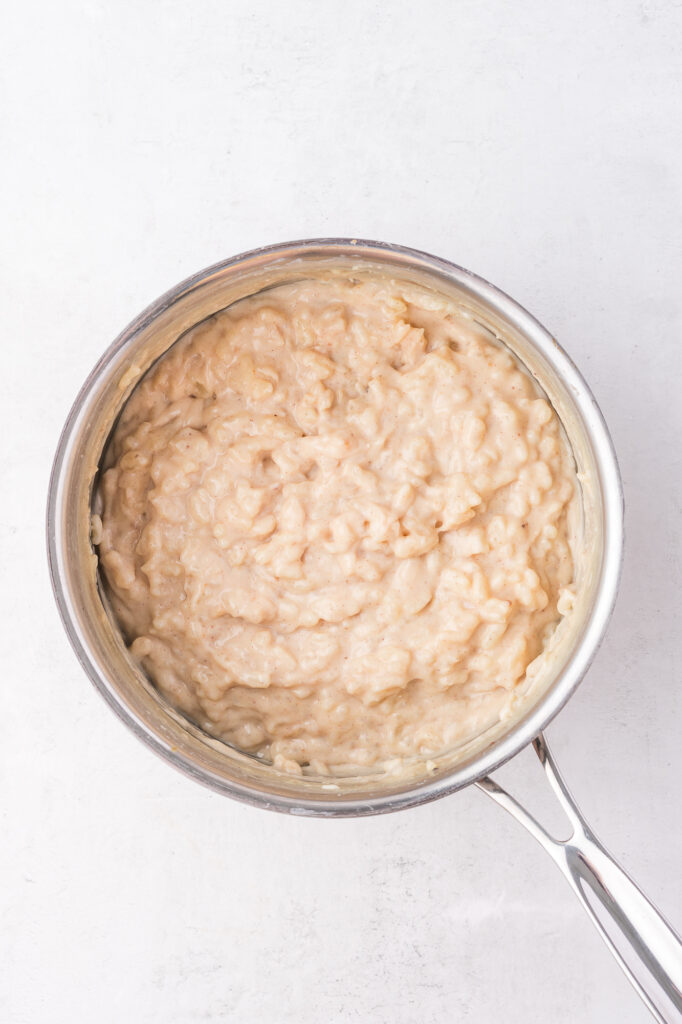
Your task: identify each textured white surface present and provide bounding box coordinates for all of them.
[2,2,681,1022]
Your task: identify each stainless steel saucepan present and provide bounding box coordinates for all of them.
[46,240,682,1022]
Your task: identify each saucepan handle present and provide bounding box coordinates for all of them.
[477,734,682,1024]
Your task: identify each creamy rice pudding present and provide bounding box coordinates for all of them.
[94,277,578,775]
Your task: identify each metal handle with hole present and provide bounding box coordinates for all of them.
[477,735,682,1023]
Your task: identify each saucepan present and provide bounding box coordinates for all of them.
[46,239,682,1022]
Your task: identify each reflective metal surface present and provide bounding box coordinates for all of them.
[478,736,682,1023]
[50,239,682,1019]
[46,238,624,814]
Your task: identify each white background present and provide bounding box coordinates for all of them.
[2,2,681,1022]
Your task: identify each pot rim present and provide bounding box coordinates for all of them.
[46,238,624,816]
